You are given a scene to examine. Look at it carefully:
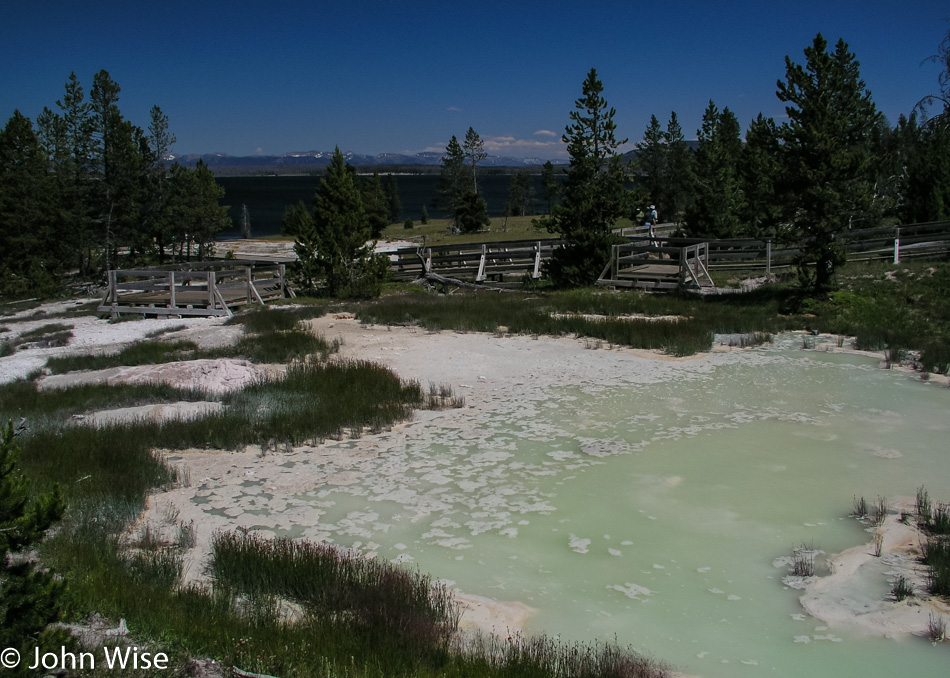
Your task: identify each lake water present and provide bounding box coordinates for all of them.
[279,335,950,677]
[216,174,555,237]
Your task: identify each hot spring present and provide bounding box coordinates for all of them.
[175,331,950,677]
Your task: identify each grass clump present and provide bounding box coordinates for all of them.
[807,262,950,371]
[7,322,74,349]
[46,340,200,374]
[44,303,337,375]
[912,488,950,600]
[851,495,869,520]
[457,631,671,678]
[791,544,816,577]
[891,575,914,601]
[211,531,459,660]
[921,537,950,597]
[917,485,933,524]
[930,613,947,643]
[225,304,327,333]
[872,496,888,526]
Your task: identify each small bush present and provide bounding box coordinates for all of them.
[404,219,414,230]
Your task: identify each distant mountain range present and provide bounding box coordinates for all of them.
[165,150,566,175]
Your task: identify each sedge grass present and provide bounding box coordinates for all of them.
[225,303,328,333]
[45,325,336,375]
[351,284,812,357]
[891,575,914,601]
[46,340,200,374]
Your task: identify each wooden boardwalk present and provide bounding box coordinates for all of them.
[98,261,294,318]
[597,239,714,290]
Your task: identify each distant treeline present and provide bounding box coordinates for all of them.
[0,71,230,297]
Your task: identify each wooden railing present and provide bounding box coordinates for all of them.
[663,220,950,273]
[388,238,563,286]
[99,261,292,317]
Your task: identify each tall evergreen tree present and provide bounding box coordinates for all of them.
[359,170,389,238]
[0,422,66,662]
[37,73,97,275]
[462,127,487,194]
[685,101,744,238]
[506,173,534,216]
[541,68,627,287]
[899,113,950,222]
[293,148,387,297]
[739,113,783,241]
[143,106,176,263]
[437,134,488,234]
[384,173,402,223]
[165,160,230,261]
[540,160,560,213]
[436,135,467,232]
[776,34,881,292]
[0,112,60,295]
[664,111,693,223]
[635,114,665,211]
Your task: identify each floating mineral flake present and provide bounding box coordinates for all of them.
[568,534,591,554]
[609,583,653,600]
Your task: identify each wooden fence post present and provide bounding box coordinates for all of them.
[894,227,901,264]
[766,240,772,276]
[168,271,176,309]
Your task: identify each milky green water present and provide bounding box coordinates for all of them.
[298,336,950,677]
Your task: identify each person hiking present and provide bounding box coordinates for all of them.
[645,205,658,239]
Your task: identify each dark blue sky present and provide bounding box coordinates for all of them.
[2,1,947,159]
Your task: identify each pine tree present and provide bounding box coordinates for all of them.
[436,136,467,232]
[635,114,665,210]
[165,160,230,261]
[359,171,389,238]
[506,173,534,216]
[664,111,693,223]
[899,113,950,222]
[776,34,881,292]
[0,421,66,657]
[739,114,783,241]
[37,73,97,275]
[384,173,402,223]
[0,112,60,295]
[293,148,387,297]
[540,160,560,213]
[143,106,177,263]
[541,68,628,287]
[462,127,487,194]
[685,101,744,238]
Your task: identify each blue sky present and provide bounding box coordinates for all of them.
[2,1,947,160]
